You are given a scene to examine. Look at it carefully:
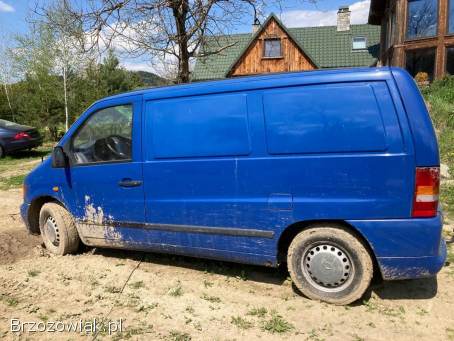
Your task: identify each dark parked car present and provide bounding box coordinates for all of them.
[0,119,43,158]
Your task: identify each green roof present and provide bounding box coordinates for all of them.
[192,23,380,81]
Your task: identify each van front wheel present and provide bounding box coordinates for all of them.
[39,203,80,255]
[287,224,373,305]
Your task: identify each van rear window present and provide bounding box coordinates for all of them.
[148,93,251,158]
[263,83,387,154]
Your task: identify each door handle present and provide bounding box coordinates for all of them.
[118,179,142,187]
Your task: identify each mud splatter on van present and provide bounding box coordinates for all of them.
[76,196,123,245]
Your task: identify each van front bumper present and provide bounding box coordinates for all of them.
[348,213,447,280]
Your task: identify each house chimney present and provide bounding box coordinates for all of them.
[337,6,351,32]
[252,17,261,33]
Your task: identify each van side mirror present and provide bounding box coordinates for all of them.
[52,146,68,168]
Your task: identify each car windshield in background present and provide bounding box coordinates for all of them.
[0,119,24,129]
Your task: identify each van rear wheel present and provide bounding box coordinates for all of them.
[287,224,373,305]
[39,203,80,255]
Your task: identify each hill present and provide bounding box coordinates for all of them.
[132,71,169,87]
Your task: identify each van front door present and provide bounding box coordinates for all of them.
[67,96,145,246]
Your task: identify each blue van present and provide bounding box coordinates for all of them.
[21,67,446,305]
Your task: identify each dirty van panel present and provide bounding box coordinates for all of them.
[391,68,439,166]
[69,97,145,245]
[263,83,387,154]
[240,81,414,220]
[141,92,276,256]
[148,93,251,159]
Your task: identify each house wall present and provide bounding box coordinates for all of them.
[378,0,454,79]
[229,19,317,77]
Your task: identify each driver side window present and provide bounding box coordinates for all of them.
[72,105,133,165]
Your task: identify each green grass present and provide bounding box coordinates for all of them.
[441,185,454,219]
[247,307,268,318]
[166,330,191,341]
[0,144,52,189]
[447,243,454,264]
[0,174,26,190]
[447,328,454,340]
[0,294,19,307]
[129,281,145,289]
[421,76,454,217]
[168,281,183,297]
[261,312,294,334]
[27,270,41,277]
[231,316,254,330]
[200,293,221,303]
[105,286,122,294]
[0,145,52,168]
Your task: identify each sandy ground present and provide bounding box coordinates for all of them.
[0,189,454,341]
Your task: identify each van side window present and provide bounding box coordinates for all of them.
[72,105,133,164]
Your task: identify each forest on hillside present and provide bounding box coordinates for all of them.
[0,20,166,141]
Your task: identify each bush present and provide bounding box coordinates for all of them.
[422,76,454,217]
[415,71,429,85]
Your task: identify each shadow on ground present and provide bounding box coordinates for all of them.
[93,247,289,286]
[91,247,441,303]
[370,277,438,300]
[6,148,51,160]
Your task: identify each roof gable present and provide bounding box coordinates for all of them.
[226,13,319,77]
[192,19,380,81]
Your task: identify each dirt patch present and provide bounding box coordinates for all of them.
[0,189,41,264]
[0,190,454,340]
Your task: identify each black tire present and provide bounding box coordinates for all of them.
[39,202,80,255]
[287,224,373,305]
[0,145,4,158]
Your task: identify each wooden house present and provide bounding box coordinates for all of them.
[192,7,381,81]
[369,0,454,80]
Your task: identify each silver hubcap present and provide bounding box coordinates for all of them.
[302,244,353,292]
[44,216,60,247]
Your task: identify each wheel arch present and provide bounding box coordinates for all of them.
[277,220,379,275]
[28,195,65,234]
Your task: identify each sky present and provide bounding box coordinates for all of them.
[0,0,371,73]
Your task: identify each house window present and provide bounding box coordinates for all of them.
[449,0,454,34]
[405,48,436,81]
[352,36,367,50]
[406,0,438,39]
[447,47,454,75]
[263,38,282,58]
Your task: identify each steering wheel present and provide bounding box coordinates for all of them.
[105,135,130,159]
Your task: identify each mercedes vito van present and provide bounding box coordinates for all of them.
[21,67,446,305]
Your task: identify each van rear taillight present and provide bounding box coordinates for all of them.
[412,167,439,218]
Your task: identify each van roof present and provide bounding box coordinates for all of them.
[98,66,395,103]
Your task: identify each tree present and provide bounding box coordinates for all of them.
[0,34,15,121]
[38,0,284,83]
[11,25,65,138]
[7,23,144,140]
[37,3,94,131]
[99,50,143,95]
